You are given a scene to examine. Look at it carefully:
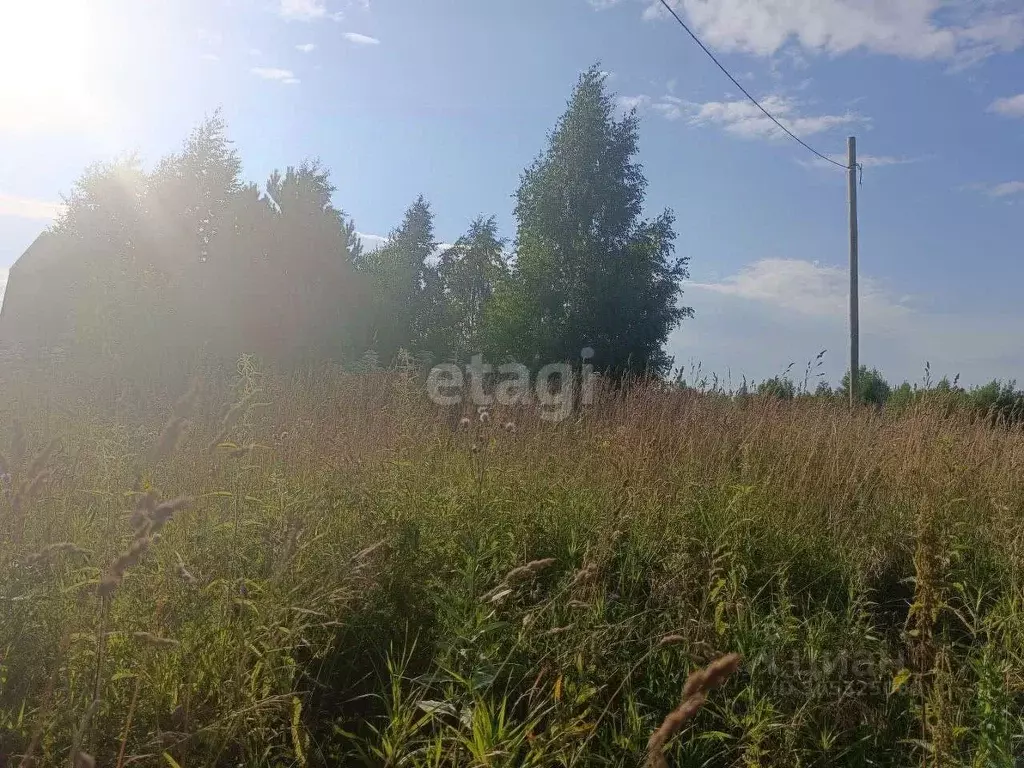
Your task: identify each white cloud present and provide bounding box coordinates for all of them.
[343,32,380,45]
[989,93,1024,117]
[200,53,221,62]
[0,193,65,220]
[279,0,329,21]
[620,92,693,119]
[278,0,368,22]
[800,153,922,170]
[642,0,1024,64]
[251,67,300,85]
[952,9,1024,67]
[296,43,317,53]
[356,232,388,252]
[688,258,910,323]
[672,258,1023,386]
[617,94,652,112]
[688,95,862,139]
[973,181,1024,198]
[356,232,455,259]
[990,181,1024,197]
[620,91,863,142]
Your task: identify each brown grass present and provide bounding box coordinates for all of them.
[0,362,1021,765]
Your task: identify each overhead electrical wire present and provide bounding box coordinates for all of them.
[656,0,853,171]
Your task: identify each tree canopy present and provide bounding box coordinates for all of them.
[485,66,691,377]
[0,70,694,384]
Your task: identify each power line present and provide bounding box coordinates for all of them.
[656,0,850,171]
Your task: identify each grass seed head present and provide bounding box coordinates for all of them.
[99,537,152,597]
[351,539,386,563]
[26,439,59,481]
[26,542,91,566]
[571,561,599,588]
[646,653,741,768]
[503,558,556,584]
[133,631,180,650]
[148,496,190,534]
[175,554,198,585]
[543,625,574,636]
[151,416,189,463]
[646,694,707,768]
[657,634,686,648]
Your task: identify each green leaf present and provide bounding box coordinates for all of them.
[891,668,913,695]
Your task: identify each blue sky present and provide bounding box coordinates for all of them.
[1,0,1022,386]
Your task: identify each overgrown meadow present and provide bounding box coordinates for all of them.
[0,359,1022,767]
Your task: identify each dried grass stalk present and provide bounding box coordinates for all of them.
[646,653,741,768]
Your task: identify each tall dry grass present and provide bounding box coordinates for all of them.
[0,360,1021,765]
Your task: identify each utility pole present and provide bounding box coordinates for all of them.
[848,136,859,408]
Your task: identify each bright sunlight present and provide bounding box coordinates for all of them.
[0,0,104,135]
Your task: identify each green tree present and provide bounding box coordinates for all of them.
[486,65,691,377]
[223,161,365,364]
[148,109,242,265]
[968,380,1024,425]
[840,366,892,406]
[2,115,369,376]
[437,215,508,360]
[887,381,916,412]
[757,376,796,400]
[357,196,442,361]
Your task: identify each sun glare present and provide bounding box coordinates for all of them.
[0,0,104,136]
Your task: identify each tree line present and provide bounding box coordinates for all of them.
[699,364,1024,426]
[0,66,691,383]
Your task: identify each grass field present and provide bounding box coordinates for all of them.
[0,360,1022,766]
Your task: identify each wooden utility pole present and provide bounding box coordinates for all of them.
[848,136,859,408]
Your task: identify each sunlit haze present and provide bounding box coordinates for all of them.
[0,0,106,135]
[1,0,1022,385]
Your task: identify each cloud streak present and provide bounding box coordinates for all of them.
[251,67,300,85]
[279,0,335,21]
[970,181,1024,198]
[343,32,380,45]
[356,232,388,252]
[688,258,910,323]
[357,232,455,258]
[296,43,317,53]
[688,95,861,139]
[0,193,65,221]
[673,258,1024,387]
[989,93,1024,117]
[641,0,1024,65]
[620,92,864,141]
[800,153,923,170]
